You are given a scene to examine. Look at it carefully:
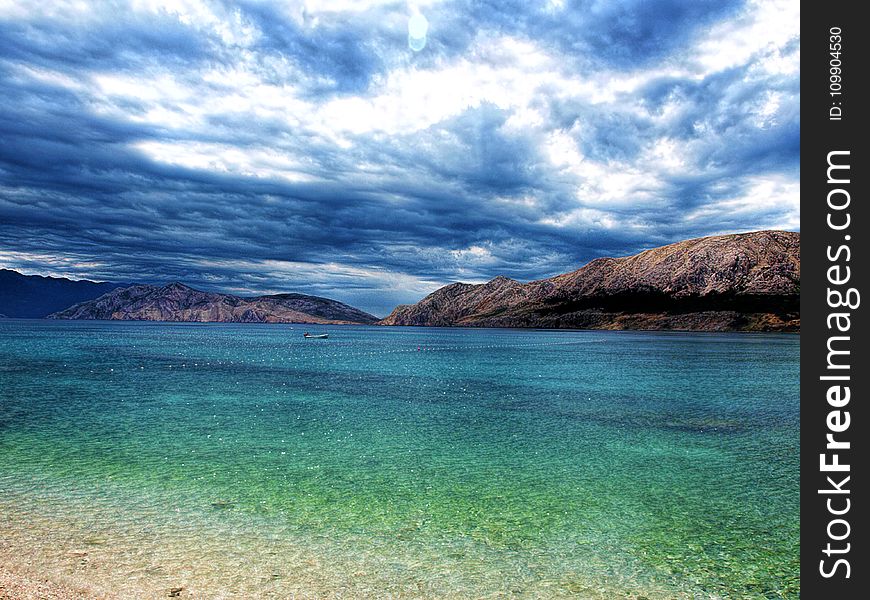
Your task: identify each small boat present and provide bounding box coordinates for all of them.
[303,332,328,339]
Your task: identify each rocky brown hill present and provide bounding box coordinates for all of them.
[48,282,379,324]
[380,231,800,332]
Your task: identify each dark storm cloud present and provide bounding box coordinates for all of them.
[230,1,390,95]
[0,8,213,72]
[447,0,746,68]
[0,0,799,315]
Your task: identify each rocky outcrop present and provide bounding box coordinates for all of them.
[380,231,800,332]
[48,282,378,324]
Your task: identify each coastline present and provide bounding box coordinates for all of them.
[4,316,800,334]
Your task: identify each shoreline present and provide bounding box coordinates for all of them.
[1,316,800,334]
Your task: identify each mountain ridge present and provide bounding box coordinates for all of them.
[0,269,127,318]
[380,230,800,332]
[49,282,379,325]
[12,230,800,331]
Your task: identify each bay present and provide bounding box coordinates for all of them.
[0,320,799,598]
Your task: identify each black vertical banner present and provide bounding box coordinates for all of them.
[802,2,869,598]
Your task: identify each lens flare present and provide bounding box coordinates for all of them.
[408,13,428,52]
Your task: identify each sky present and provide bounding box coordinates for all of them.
[0,0,800,316]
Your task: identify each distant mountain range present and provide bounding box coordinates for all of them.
[0,269,126,318]
[3,230,800,331]
[48,282,380,324]
[381,231,800,332]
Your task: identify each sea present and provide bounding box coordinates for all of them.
[0,320,799,599]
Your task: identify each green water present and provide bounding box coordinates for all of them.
[0,320,798,598]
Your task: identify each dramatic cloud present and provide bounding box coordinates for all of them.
[0,0,799,316]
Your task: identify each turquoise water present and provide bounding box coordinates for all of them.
[0,320,798,598]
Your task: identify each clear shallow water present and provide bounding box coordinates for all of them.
[0,320,798,598]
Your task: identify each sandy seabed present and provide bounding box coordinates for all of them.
[0,566,108,600]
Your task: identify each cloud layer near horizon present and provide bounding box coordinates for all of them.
[0,0,799,315]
